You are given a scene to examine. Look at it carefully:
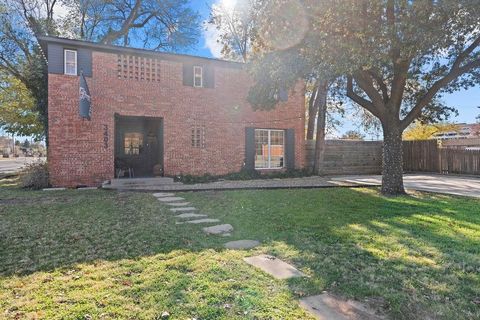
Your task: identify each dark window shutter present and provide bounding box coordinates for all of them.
[285,129,295,170]
[204,65,215,88]
[182,63,194,86]
[47,44,64,74]
[245,127,255,171]
[77,48,92,77]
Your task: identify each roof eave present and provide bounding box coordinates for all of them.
[37,36,244,68]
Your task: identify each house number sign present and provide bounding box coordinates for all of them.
[103,125,109,149]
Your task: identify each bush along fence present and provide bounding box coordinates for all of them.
[306,139,480,176]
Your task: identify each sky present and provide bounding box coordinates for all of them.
[189,0,480,138]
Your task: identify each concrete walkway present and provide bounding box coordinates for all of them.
[332,174,480,198]
[105,176,365,192]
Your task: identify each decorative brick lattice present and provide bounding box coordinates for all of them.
[117,54,161,82]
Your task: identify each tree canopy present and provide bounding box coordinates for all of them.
[0,0,201,139]
[247,0,480,195]
[403,122,460,140]
[0,70,43,138]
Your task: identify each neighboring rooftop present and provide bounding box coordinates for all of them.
[432,123,480,140]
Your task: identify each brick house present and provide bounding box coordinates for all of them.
[39,36,306,187]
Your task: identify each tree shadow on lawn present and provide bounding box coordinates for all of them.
[0,182,314,319]
[0,188,226,277]
[182,188,480,319]
[1,184,479,319]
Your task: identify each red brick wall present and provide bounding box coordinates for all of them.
[48,51,306,187]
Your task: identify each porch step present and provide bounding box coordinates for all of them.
[109,177,177,187]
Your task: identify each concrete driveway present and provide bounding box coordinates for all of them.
[0,157,46,175]
[332,174,480,198]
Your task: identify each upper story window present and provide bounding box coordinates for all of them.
[64,49,77,76]
[193,66,203,87]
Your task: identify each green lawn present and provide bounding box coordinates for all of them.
[1,179,479,319]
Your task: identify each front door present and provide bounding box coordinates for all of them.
[114,115,163,177]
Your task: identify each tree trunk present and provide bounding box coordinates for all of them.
[313,80,328,174]
[306,84,319,140]
[381,123,406,195]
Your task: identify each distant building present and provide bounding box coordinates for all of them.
[432,123,480,140]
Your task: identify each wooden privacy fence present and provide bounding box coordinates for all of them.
[306,139,480,176]
[439,148,480,175]
[403,140,480,175]
[402,140,440,172]
[305,140,383,174]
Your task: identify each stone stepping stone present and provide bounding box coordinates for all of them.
[243,254,305,280]
[176,213,208,219]
[165,202,190,207]
[203,224,233,235]
[299,293,384,320]
[152,192,176,198]
[170,207,197,212]
[158,197,185,202]
[224,240,260,250]
[185,218,220,224]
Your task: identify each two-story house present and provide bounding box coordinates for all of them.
[39,36,305,187]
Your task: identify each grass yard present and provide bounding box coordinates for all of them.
[1,179,479,319]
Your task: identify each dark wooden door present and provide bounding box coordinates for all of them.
[114,116,163,177]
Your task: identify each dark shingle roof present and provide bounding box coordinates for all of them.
[38,36,244,68]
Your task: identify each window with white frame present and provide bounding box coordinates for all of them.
[193,66,203,87]
[254,129,285,169]
[64,49,77,75]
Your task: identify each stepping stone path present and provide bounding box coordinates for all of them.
[176,213,208,219]
[299,293,385,320]
[169,207,197,212]
[152,192,235,237]
[158,197,185,202]
[224,240,260,250]
[203,224,233,235]
[165,202,191,206]
[153,191,379,320]
[186,218,221,224]
[243,254,306,280]
[152,192,176,197]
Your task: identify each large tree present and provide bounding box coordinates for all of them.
[0,0,200,139]
[207,0,260,62]
[209,1,343,173]
[0,70,43,138]
[248,0,479,195]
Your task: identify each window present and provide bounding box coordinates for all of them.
[64,49,77,75]
[193,66,203,87]
[255,129,285,169]
[124,132,143,155]
[192,126,205,148]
